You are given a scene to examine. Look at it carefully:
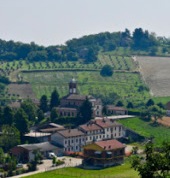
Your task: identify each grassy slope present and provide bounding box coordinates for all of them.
[152,96,170,105]
[119,117,170,145]
[24,159,139,178]
[22,71,150,105]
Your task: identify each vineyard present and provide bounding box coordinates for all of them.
[136,56,170,97]
[0,53,137,81]
[21,71,150,105]
[0,53,151,105]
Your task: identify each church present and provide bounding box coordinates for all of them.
[56,78,103,117]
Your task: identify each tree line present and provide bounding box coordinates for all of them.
[0,28,169,63]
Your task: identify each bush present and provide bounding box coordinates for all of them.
[100,65,113,77]
[56,160,64,166]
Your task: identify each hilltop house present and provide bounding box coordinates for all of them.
[56,78,103,117]
[83,139,126,167]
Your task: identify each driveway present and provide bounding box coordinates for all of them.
[11,157,82,178]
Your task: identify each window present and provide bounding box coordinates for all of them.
[65,140,67,144]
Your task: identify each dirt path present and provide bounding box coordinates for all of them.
[11,157,82,178]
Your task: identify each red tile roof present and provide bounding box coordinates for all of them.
[63,94,86,101]
[57,129,85,138]
[95,139,125,150]
[79,123,102,131]
[94,118,121,128]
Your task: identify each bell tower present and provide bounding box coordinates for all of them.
[69,78,77,94]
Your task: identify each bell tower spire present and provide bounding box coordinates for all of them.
[69,78,77,94]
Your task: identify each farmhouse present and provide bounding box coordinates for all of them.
[105,105,128,115]
[83,139,125,168]
[10,142,61,162]
[56,78,103,117]
[51,118,125,153]
[51,128,86,152]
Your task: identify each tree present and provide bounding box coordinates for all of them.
[131,141,170,178]
[146,99,155,107]
[21,99,37,124]
[127,102,134,108]
[0,125,20,151]
[50,89,60,110]
[37,109,44,122]
[3,106,14,125]
[100,65,113,77]
[116,101,124,107]
[149,105,165,123]
[50,108,58,121]
[79,97,93,124]
[14,108,29,136]
[40,95,48,112]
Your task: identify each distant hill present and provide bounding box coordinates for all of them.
[0,28,170,63]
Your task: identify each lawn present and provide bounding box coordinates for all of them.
[152,96,170,105]
[24,159,139,178]
[119,117,170,146]
[21,71,150,105]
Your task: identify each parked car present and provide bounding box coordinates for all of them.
[16,163,23,168]
[48,152,57,159]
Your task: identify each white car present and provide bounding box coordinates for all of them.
[48,152,57,159]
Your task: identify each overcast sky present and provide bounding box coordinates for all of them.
[0,0,170,46]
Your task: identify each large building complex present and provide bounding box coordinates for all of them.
[56,78,103,117]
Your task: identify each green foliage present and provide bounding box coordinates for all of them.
[78,97,93,124]
[119,117,170,146]
[24,159,139,178]
[40,95,48,112]
[146,99,155,107]
[23,71,150,106]
[50,89,60,109]
[50,108,58,121]
[131,142,170,178]
[100,64,113,77]
[21,99,38,124]
[0,125,20,151]
[37,109,44,122]
[116,101,124,107]
[127,102,134,108]
[2,106,14,125]
[14,108,29,136]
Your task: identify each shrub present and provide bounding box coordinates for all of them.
[100,65,113,77]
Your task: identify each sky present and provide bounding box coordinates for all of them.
[0,0,170,46]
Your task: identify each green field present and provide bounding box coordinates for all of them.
[0,54,137,73]
[24,159,139,178]
[21,71,150,105]
[119,117,170,145]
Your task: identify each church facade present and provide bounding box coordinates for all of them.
[56,78,103,117]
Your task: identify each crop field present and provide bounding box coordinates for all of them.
[136,56,170,97]
[25,159,139,178]
[8,83,36,99]
[21,71,150,105]
[0,54,137,77]
[119,117,170,146]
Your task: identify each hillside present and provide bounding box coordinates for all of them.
[1,28,170,106]
[136,56,170,97]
